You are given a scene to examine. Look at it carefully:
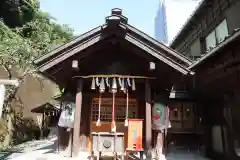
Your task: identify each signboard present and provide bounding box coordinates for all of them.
[152,103,171,131]
[58,102,75,128]
[127,119,143,151]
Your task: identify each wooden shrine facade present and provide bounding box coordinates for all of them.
[189,30,240,160]
[34,9,192,158]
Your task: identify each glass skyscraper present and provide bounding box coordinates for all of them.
[154,0,169,45]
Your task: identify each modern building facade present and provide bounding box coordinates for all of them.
[154,0,169,45]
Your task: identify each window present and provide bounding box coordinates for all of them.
[216,20,228,43]
[206,30,217,51]
[205,19,229,51]
[190,39,201,61]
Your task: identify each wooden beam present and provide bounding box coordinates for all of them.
[38,34,108,72]
[72,79,83,157]
[145,79,152,157]
[125,34,190,75]
[72,74,156,79]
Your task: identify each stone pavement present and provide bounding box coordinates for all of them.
[2,136,212,160]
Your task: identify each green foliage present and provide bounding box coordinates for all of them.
[0,10,73,73]
[0,0,40,28]
[0,0,74,147]
[0,21,37,72]
[15,11,73,55]
[13,114,40,145]
[0,119,7,142]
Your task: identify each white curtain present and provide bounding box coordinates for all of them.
[216,19,229,43]
[206,30,217,51]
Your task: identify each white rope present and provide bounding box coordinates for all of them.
[96,94,101,126]
[124,89,129,126]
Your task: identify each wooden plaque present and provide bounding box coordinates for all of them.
[127,119,143,151]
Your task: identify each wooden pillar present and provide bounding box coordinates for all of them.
[145,79,152,157]
[72,79,83,157]
[68,129,73,157]
[41,112,45,139]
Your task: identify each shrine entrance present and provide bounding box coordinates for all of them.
[34,8,192,158]
[90,96,138,150]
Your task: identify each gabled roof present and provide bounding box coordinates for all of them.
[34,9,192,76]
[31,102,60,113]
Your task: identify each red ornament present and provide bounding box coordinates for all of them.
[153,113,160,120]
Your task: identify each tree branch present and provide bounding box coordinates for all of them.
[3,64,12,80]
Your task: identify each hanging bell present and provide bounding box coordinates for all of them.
[120,78,125,91]
[91,77,96,90]
[111,78,117,93]
[132,78,136,91]
[99,78,105,93]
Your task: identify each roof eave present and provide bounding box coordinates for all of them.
[169,0,205,48]
[189,30,240,70]
[125,24,193,66]
[34,24,107,66]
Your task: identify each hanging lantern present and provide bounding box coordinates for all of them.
[132,78,136,91]
[111,78,117,93]
[91,77,96,90]
[99,78,105,93]
[120,78,125,91]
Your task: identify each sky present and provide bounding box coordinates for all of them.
[40,0,201,43]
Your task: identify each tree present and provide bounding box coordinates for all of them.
[0,0,40,28]
[0,3,74,147]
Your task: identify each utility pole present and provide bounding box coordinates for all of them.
[0,79,19,118]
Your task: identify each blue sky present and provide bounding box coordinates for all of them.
[40,0,200,42]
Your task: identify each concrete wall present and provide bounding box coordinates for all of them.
[212,125,223,153]
[0,66,59,127]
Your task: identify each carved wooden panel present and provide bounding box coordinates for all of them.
[168,102,196,131]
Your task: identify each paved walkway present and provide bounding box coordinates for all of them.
[2,136,212,160]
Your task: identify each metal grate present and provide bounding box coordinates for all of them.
[91,98,137,122]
